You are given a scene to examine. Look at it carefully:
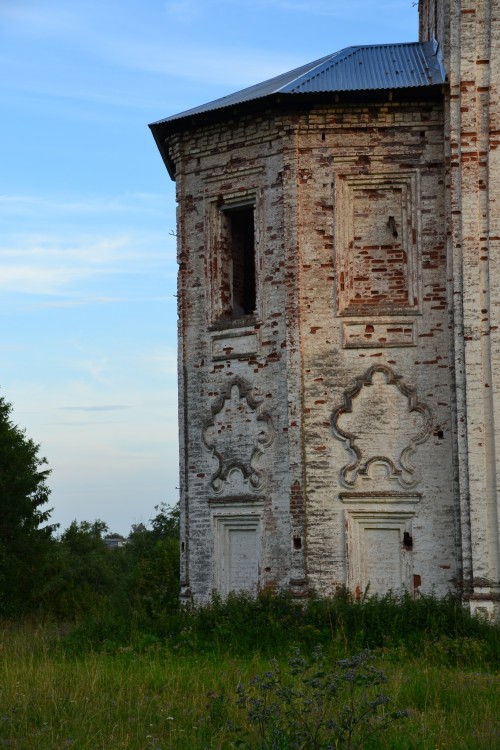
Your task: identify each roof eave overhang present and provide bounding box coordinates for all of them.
[150,84,445,181]
[149,122,177,179]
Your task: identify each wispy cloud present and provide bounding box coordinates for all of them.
[0,265,86,295]
[33,297,121,309]
[0,225,175,298]
[102,38,301,88]
[1,0,301,91]
[0,0,415,112]
[0,193,169,218]
[60,405,132,411]
[0,75,164,112]
[0,235,127,263]
[0,239,125,295]
[0,0,83,35]
[164,0,200,23]
[65,350,112,383]
[143,347,178,376]
[165,0,407,20]
[239,0,409,16]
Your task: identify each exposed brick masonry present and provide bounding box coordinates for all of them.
[155,0,499,619]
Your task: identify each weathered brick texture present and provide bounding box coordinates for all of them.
[420,0,500,618]
[155,0,499,618]
[168,98,457,603]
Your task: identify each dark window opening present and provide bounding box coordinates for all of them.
[221,204,256,318]
[402,532,413,551]
[293,536,302,550]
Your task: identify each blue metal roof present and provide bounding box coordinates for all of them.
[151,40,445,128]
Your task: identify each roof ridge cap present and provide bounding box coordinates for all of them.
[280,46,359,93]
[277,47,353,92]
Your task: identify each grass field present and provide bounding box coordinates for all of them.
[0,616,498,750]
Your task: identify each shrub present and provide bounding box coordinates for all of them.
[230,648,409,749]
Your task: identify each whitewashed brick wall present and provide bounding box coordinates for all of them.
[161,1,500,618]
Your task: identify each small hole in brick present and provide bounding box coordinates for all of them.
[181,541,185,553]
[437,430,444,439]
[403,532,413,550]
[387,216,398,238]
[321,132,326,141]
[293,536,302,550]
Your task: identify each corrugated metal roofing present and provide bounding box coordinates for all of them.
[283,41,445,93]
[151,40,445,128]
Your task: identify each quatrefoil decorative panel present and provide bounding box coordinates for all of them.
[203,378,274,493]
[331,365,432,488]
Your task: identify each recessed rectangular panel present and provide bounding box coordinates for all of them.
[227,528,259,594]
[350,187,408,308]
[342,321,416,348]
[364,527,403,594]
[213,511,262,597]
[211,331,258,360]
[336,173,420,317]
[344,509,414,596]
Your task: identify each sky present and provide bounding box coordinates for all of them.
[0,0,418,535]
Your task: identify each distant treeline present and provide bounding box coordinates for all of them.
[5,502,180,622]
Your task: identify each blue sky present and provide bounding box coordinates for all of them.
[0,0,418,534]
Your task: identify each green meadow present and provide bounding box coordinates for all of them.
[1,594,498,749]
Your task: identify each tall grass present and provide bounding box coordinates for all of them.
[62,590,499,669]
[0,617,498,749]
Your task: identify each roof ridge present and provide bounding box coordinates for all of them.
[277,48,348,93]
[282,46,363,93]
[150,41,446,130]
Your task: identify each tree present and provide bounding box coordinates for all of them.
[125,503,180,617]
[0,395,57,614]
[41,520,121,619]
[150,501,180,540]
[43,505,180,627]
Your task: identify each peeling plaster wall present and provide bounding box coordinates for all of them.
[157,0,500,617]
[420,0,500,617]
[294,102,455,598]
[171,113,296,601]
[169,97,460,602]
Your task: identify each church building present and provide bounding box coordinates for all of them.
[150,0,500,618]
